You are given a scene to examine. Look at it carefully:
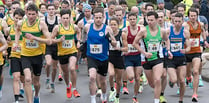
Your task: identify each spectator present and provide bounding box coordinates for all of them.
[200,0,209,30]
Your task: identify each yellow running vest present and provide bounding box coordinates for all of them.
[6,14,14,26]
[0,19,2,32]
[9,25,22,58]
[0,43,3,65]
[21,19,43,56]
[57,24,77,56]
[40,35,46,54]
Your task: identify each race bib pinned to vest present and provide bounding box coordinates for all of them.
[90,44,103,54]
[62,40,73,48]
[25,39,39,48]
[171,42,182,52]
[190,38,199,47]
[148,42,160,52]
[128,44,138,53]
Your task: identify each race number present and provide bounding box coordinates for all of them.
[90,44,103,54]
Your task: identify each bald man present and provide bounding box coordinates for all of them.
[130,6,144,25]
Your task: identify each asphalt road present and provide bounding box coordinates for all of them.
[0,64,209,103]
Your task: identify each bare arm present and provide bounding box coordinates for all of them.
[15,20,22,45]
[163,28,170,51]
[201,23,207,41]
[184,29,191,53]
[0,32,8,52]
[51,25,64,44]
[74,25,81,48]
[106,26,117,47]
[1,20,8,36]
[120,31,128,52]
[81,24,90,43]
[35,21,52,45]
[133,27,146,55]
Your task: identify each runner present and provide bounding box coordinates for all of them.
[167,13,191,103]
[4,1,20,27]
[184,8,209,102]
[4,0,20,77]
[0,30,8,100]
[143,3,154,26]
[191,3,208,87]
[108,17,128,103]
[14,3,52,103]
[123,12,142,103]
[157,10,170,103]
[104,0,117,25]
[82,7,116,103]
[44,4,61,93]
[157,0,170,22]
[51,9,81,99]
[133,11,172,103]
[77,3,93,65]
[7,8,25,103]
[7,8,25,102]
[130,6,144,25]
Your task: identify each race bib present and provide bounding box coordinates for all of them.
[25,39,39,48]
[62,40,73,48]
[148,42,160,52]
[128,44,138,53]
[190,38,199,47]
[109,41,120,50]
[171,42,182,52]
[90,44,102,54]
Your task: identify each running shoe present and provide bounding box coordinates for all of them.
[160,95,167,103]
[114,97,119,103]
[96,89,102,97]
[45,79,50,89]
[186,76,192,85]
[66,83,72,98]
[120,86,123,93]
[32,85,35,91]
[15,101,19,103]
[129,79,134,83]
[141,73,148,85]
[176,88,180,95]
[73,89,81,98]
[138,85,143,94]
[58,74,63,81]
[102,101,107,103]
[188,82,193,89]
[50,83,55,93]
[132,97,139,103]
[114,83,117,89]
[101,93,107,103]
[122,87,129,95]
[9,68,13,78]
[109,90,116,102]
[33,96,40,103]
[179,101,183,103]
[198,77,204,87]
[192,94,198,102]
[4,60,9,67]
[169,81,174,88]
[19,89,24,98]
